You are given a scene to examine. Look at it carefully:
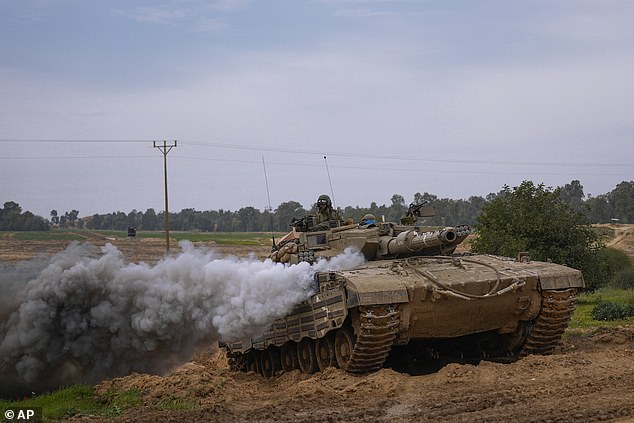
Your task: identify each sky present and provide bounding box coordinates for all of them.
[1,0,633,219]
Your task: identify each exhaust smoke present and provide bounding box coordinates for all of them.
[0,241,365,396]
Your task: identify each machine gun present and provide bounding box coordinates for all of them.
[290,216,318,233]
[400,201,436,225]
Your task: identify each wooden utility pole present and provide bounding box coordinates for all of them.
[153,140,177,252]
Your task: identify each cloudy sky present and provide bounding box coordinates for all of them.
[1,0,633,218]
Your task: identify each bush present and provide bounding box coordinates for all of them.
[611,268,634,290]
[591,301,634,321]
[471,181,609,291]
[602,248,633,274]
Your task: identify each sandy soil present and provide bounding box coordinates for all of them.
[80,327,634,423]
[3,226,634,422]
[605,224,634,263]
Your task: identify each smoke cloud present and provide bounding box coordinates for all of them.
[0,241,365,396]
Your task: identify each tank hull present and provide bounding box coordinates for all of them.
[224,253,584,376]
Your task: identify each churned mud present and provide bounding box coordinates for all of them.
[74,327,634,423]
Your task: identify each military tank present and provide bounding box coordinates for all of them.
[223,202,584,377]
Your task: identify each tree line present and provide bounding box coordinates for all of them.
[2,180,633,232]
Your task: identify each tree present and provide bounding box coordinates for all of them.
[387,194,406,222]
[610,181,634,223]
[141,208,159,230]
[586,195,613,223]
[50,209,59,225]
[275,201,306,231]
[471,181,608,290]
[65,210,80,227]
[559,180,586,212]
[237,206,260,232]
[0,201,49,231]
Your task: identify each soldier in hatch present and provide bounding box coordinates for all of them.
[359,213,377,228]
[312,194,342,231]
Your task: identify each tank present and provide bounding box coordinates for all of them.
[223,202,584,377]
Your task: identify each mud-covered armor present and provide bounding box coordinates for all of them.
[224,201,584,376]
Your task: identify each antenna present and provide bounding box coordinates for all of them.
[323,155,336,208]
[262,155,276,249]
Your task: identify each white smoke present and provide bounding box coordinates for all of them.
[0,241,365,395]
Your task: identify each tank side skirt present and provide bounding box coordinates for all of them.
[231,286,348,353]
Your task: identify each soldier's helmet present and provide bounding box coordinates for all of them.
[317,194,332,207]
[360,213,377,225]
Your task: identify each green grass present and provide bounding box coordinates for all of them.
[1,230,283,245]
[0,386,147,421]
[124,231,281,245]
[173,231,282,245]
[568,287,634,333]
[2,231,85,241]
[0,385,99,420]
[157,396,198,411]
[101,388,143,417]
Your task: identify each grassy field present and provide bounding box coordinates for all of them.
[101,230,282,245]
[0,385,144,420]
[4,231,86,241]
[567,287,634,332]
[1,229,284,245]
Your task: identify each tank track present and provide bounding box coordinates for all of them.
[345,305,401,373]
[520,288,578,357]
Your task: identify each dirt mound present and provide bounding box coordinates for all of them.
[78,326,634,423]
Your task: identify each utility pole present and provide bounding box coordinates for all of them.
[153,140,177,252]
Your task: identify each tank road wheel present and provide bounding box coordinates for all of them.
[247,350,261,375]
[238,353,249,372]
[229,352,248,372]
[280,342,299,372]
[334,326,355,370]
[316,333,337,370]
[297,339,318,374]
[260,347,281,378]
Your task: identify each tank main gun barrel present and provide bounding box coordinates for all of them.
[381,225,470,257]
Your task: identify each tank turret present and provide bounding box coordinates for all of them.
[270,201,470,264]
[269,221,471,264]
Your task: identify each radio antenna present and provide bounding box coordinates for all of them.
[262,155,276,249]
[324,155,336,209]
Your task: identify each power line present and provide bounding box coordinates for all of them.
[169,155,632,177]
[0,155,153,160]
[1,137,632,168]
[0,139,151,143]
[1,152,630,177]
[177,140,634,168]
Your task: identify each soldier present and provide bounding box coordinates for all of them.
[359,213,377,228]
[312,194,342,231]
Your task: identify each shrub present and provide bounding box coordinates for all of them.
[591,301,634,321]
[611,268,634,290]
[471,181,608,291]
[602,247,633,274]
